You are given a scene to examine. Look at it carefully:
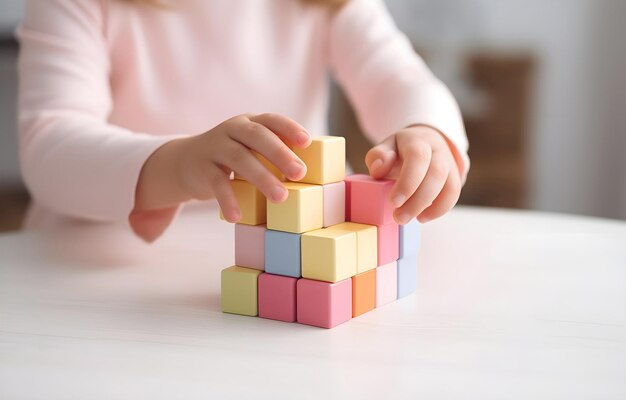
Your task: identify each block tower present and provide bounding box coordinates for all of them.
[220,136,421,328]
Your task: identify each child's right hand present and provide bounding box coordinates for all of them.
[134,113,311,224]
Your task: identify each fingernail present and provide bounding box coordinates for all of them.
[418,215,430,223]
[289,161,305,179]
[370,158,383,172]
[392,194,407,208]
[231,209,241,222]
[396,212,411,225]
[271,185,287,202]
[297,131,310,146]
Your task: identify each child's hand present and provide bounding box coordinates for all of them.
[365,125,462,225]
[135,113,310,223]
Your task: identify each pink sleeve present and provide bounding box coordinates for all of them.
[17,0,180,231]
[328,0,470,180]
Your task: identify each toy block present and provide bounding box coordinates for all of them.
[344,174,367,221]
[267,182,323,233]
[352,269,376,317]
[220,180,266,225]
[265,230,301,278]
[332,222,377,274]
[221,266,262,316]
[378,222,399,266]
[400,219,421,258]
[297,278,352,328]
[234,152,285,181]
[291,136,345,185]
[234,224,266,270]
[348,175,395,226]
[376,261,397,307]
[323,181,345,228]
[301,228,357,282]
[397,255,418,298]
[258,273,297,322]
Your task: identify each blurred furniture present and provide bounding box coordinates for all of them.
[1,202,624,398]
[460,53,535,208]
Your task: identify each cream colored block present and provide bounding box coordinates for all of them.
[292,136,345,185]
[331,222,378,273]
[221,266,262,316]
[220,180,266,225]
[301,228,357,282]
[267,182,323,233]
[234,152,285,181]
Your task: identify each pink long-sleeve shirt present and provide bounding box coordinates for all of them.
[17,0,469,234]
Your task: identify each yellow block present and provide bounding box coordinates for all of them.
[301,228,357,282]
[331,222,378,273]
[234,152,285,181]
[267,182,323,233]
[220,180,266,225]
[292,136,345,185]
[221,266,262,316]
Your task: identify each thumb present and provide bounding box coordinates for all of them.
[365,135,397,179]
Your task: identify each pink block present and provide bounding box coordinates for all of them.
[235,224,266,270]
[345,175,367,221]
[258,273,297,322]
[297,278,352,329]
[323,181,345,228]
[348,175,395,226]
[378,222,399,265]
[376,261,397,307]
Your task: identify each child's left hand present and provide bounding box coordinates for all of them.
[365,125,462,225]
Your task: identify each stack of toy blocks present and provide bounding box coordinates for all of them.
[220,136,421,328]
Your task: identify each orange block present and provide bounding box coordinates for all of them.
[351,269,376,317]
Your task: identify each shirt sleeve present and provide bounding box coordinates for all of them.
[17,0,181,231]
[328,0,470,181]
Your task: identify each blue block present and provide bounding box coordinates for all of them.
[265,230,302,278]
[399,219,421,258]
[397,255,417,298]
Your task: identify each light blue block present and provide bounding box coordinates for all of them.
[399,220,421,258]
[397,255,417,298]
[265,230,301,278]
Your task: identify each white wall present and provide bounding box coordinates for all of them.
[386,0,625,219]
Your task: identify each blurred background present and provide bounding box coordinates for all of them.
[0,0,624,232]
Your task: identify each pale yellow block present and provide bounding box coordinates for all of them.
[220,180,266,225]
[234,152,285,181]
[292,136,345,185]
[267,182,323,233]
[221,266,262,316]
[331,222,378,273]
[301,228,357,282]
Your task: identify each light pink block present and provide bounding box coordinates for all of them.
[378,223,399,265]
[297,278,352,329]
[376,261,397,307]
[234,224,266,270]
[345,175,367,221]
[323,181,345,228]
[258,273,297,322]
[348,175,395,226]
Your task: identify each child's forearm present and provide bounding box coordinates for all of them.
[134,137,199,212]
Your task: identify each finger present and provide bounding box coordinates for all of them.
[417,172,461,223]
[250,113,311,148]
[208,166,241,223]
[365,136,397,179]
[216,141,288,203]
[393,156,448,225]
[227,121,307,182]
[389,139,432,208]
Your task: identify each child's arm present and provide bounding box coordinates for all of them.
[329,0,469,224]
[18,1,308,242]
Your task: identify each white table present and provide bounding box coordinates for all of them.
[1,203,625,399]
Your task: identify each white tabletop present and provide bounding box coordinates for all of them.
[1,203,625,399]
